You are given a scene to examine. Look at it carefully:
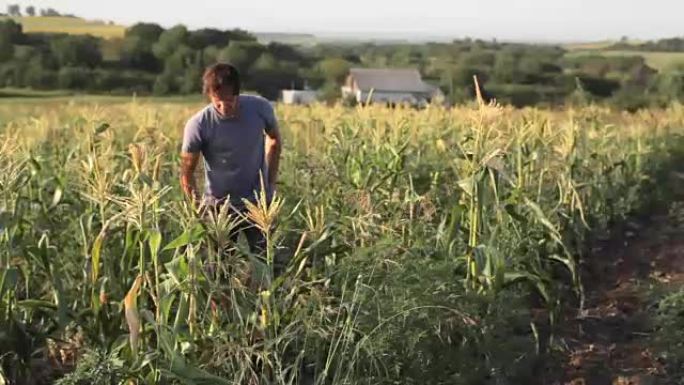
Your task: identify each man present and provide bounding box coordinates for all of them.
[180,62,282,251]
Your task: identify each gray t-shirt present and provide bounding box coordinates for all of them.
[182,95,278,209]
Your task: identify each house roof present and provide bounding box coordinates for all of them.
[349,68,437,93]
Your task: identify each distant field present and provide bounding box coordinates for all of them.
[565,49,684,71]
[563,39,646,51]
[0,88,206,105]
[0,16,125,39]
[563,41,617,51]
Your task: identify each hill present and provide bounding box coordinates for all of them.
[0,16,125,39]
[565,49,684,71]
[254,32,318,46]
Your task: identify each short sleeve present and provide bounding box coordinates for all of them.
[259,99,278,134]
[181,117,203,153]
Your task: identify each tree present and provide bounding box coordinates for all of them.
[153,71,177,95]
[180,60,203,94]
[23,54,57,89]
[267,42,305,63]
[653,67,684,102]
[252,53,278,73]
[120,36,160,72]
[25,6,35,16]
[492,51,519,83]
[0,19,22,61]
[41,8,60,16]
[50,35,102,68]
[153,25,189,59]
[57,66,92,89]
[0,39,13,62]
[125,23,164,43]
[162,45,194,74]
[249,55,300,100]
[217,41,264,74]
[318,58,350,84]
[188,28,231,50]
[203,45,220,65]
[319,81,342,104]
[7,4,21,16]
[0,19,22,43]
[217,44,248,73]
[223,28,256,42]
[460,51,496,68]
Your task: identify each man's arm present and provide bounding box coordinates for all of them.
[260,100,282,190]
[265,126,282,190]
[180,152,200,201]
[181,115,203,202]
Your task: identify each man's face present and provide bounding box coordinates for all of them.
[209,87,239,118]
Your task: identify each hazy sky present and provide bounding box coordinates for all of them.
[7,0,682,42]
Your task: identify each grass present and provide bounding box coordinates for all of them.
[0,16,125,39]
[1,98,684,384]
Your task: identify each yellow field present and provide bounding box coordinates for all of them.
[563,41,617,51]
[0,16,125,39]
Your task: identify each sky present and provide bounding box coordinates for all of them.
[5,0,683,42]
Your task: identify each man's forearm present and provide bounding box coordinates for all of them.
[180,152,200,201]
[266,144,281,187]
[180,173,197,199]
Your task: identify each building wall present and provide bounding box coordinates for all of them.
[281,90,318,105]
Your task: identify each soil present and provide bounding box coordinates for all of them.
[546,180,684,384]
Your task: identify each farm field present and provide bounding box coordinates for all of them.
[0,16,125,39]
[1,99,684,384]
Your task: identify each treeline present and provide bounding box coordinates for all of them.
[312,40,684,110]
[4,3,74,17]
[0,19,329,99]
[1,17,684,109]
[611,37,684,52]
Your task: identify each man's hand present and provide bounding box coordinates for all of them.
[180,152,200,202]
[265,126,282,192]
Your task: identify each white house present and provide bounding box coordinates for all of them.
[281,89,319,105]
[341,68,443,106]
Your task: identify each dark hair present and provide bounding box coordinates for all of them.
[202,63,241,95]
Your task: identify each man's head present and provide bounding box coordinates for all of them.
[203,63,241,118]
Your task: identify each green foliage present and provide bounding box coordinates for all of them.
[609,85,651,112]
[318,57,350,84]
[0,19,22,43]
[153,24,189,59]
[219,41,265,73]
[1,16,683,107]
[124,22,164,43]
[612,37,684,52]
[654,67,684,103]
[54,350,126,385]
[1,102,684,383]
[153,71,177,95]
[120,36,160,72]
[49,35,102,68]
[57,66,91,89]
[187,27,255,50]
[653,288,684,382]
[0,19,21,61]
